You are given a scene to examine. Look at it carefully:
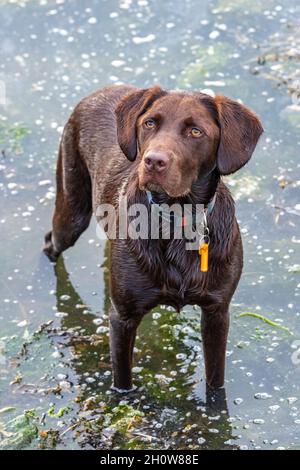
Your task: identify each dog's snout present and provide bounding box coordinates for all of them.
[144,152,170,173]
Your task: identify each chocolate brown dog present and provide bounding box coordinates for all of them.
[44,85,263,391]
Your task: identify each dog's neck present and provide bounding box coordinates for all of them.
[189,168,220,206]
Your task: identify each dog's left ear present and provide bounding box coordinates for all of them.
[115,86,167,161]
[215,95,263,175]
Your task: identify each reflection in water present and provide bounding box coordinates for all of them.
[53,255,237,449]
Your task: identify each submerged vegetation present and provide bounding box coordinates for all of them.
[0,122,30,155]
[255,19,300,106]
[0,410,38,450]
[179,43,233,87]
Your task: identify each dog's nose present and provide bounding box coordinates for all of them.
[144,152,170,173]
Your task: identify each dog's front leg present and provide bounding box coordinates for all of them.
[201,304,229,389]
[109,306,142,392]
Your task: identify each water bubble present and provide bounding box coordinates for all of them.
[253,419,265,425]
[38,180,52,186]
[287,397,298,405]
[111,60,125,67]
[234,398,244,405]
[87,17,97,24]
[209,31,220,39]
[269,405,280,412]
[176,353,187,360]
[132,34,155,44]
[60,295,71,301]
[86,377,96,383]
[266,357,275,363]
[57,373,67,380]
[254,393,272,400]
[52,351,63,358]
[96,326,109,334]
[152,312,161,319]
[55,311,68,318]
[59,380,72,390]
[198,437,206,444]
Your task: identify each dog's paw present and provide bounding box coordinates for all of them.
[43,231,60,262]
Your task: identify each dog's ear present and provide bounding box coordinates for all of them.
[215,95,263,175]
[115,86,167,161]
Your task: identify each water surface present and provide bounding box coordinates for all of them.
[0,0,300,450]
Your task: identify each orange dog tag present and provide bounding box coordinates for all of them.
[199,242,209,272]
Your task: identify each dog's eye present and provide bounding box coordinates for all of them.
[189,127,203,138]
[144,119,156,129]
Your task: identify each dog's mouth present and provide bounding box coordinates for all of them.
[138,161,194,198]
[144,181,164,193]
[140,179,191,199]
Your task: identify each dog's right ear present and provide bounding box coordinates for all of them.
[115,86,166,161]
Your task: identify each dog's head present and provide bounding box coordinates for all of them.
[115,86,263,197]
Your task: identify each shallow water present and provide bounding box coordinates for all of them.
[0,0,300,450]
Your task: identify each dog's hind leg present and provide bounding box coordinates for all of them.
[44,119,92,261]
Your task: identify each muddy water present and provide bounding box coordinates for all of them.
[0,0,300,450]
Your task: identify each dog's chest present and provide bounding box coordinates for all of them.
[160,282,204,309]
[156,249,207,306]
